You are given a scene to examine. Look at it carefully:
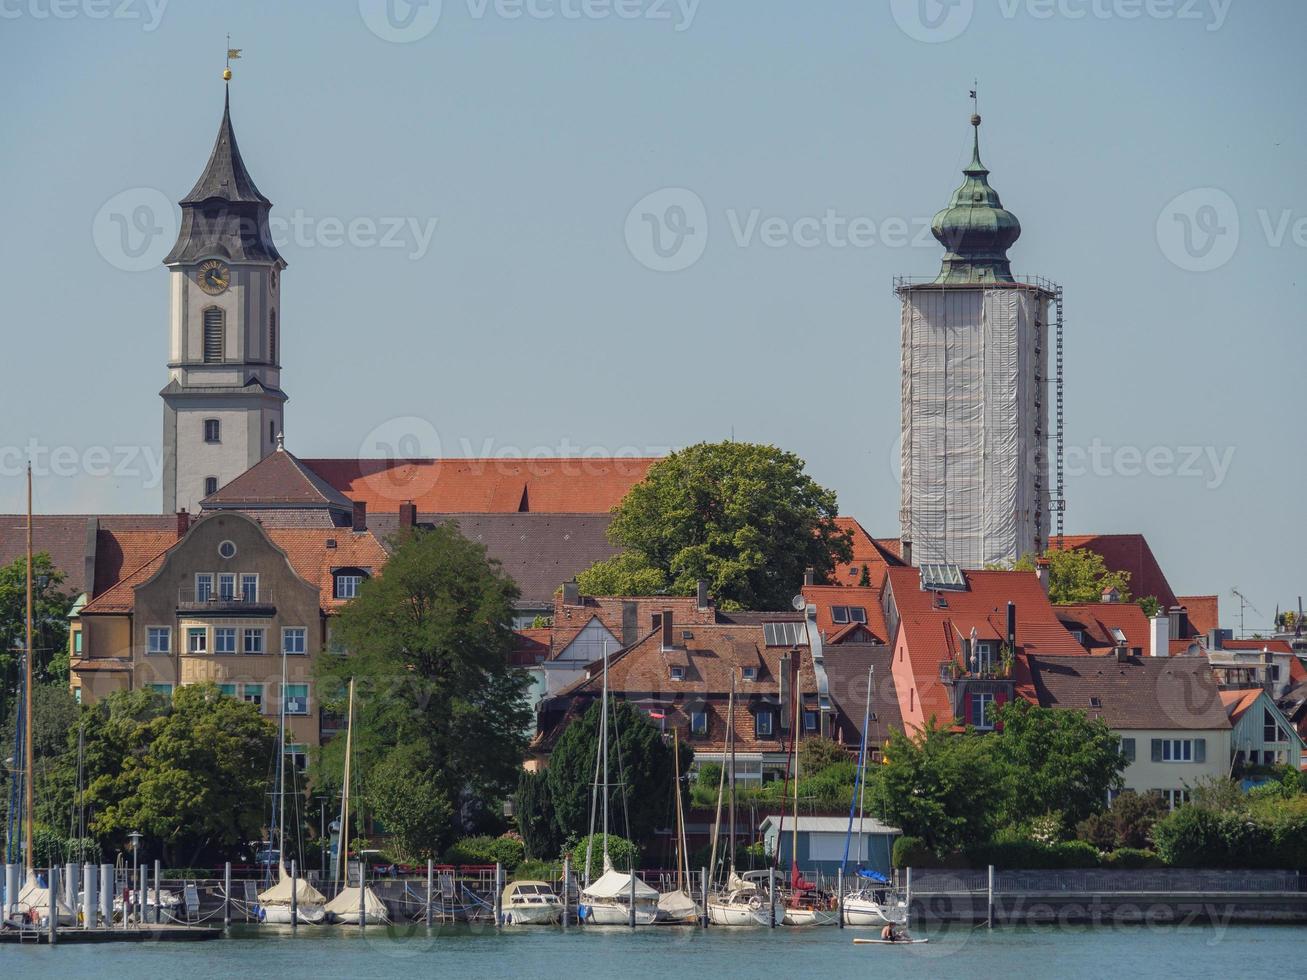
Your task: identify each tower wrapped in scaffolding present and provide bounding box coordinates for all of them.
[897,111,1062,569]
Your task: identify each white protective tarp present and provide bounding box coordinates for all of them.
[581,868,658,900]
[657,888,698,919]
[324,885,387,917]
[15,871,77,922]
[901,286,1049,568]
[258,873,327,906]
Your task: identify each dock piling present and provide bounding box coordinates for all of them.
[99,864,113,929]
[48,866,59,945]
[700,867,708,928]
[290,860,298,930]
[768,866,776,928]
[154,859,162,924]
[65,861,78,914]
[987,864,995,929]
[358,859,365,930]
[561,856,569,929]
[83,862,97,929]
[837,868,843,929]
[223,862,231,929]
[425,859,433,929]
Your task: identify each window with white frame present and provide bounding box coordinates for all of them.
[285,742,307,772]
[741,666,758,681]
[242,683,264,711]
[971,692,996,730]
[690,710,708,736]
[283,683,309,715]
[1264,707,1287,744]
[195,573,213,602]
[240,573,259,603]
[187,627,207,654]
[218,573,236,600]
[1160,788,1190,809]
[213,627,237,655]
[756,711,774,737]
[1161,739,1193,762]
[283,627,307,655]
[974,641,997,674]
[803,709,819,733]
[146,627,171,655]
[335,573,363,599]
[669,665,685,681]
[243,628,265,655]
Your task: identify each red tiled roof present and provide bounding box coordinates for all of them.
[831,517,904,585]
[0,515,181,599]
[886,566,1086,727]
[1052,533,1177,608]
[302,457,656,514]
[511,628,552,665]
[551,594,714,657]
[801,584,889,644]
[202,448,355,510]
[1178,595,1219,636]
[1057,602,1153,653]
[1221,639,1294,654]
[1220,688,1262,725]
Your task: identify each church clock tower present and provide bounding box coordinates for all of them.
[161,86,287,514]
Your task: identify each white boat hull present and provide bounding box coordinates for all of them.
[707,901,771,926]
[504,904,562,925]
[843,897,908,926]
[783,906,838,927]
[582,901,658,926]
[259,903,328,924]
[330,909,389,925]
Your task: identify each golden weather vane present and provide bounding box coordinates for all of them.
[224,34,241,82]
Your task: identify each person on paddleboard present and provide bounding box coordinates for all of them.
[880,923,909,942]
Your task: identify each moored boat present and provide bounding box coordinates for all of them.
[501,880,562,925]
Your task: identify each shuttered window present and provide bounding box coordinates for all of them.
[203,307,225,362]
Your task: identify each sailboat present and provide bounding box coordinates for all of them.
[840,665,908,927]
[655,728,698,924]
[325,679,388,924]
[781,651,836,927]
[578,642,659,926]
[5,466,76,928]
[256,632,326,924]
[706,676,770,927]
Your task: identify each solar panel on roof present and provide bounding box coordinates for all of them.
[919,562,966,592]
[763,621,806,646]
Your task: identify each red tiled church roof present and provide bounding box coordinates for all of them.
[1052,533,1178,608]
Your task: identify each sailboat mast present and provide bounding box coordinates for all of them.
[672,728,684,891]
[842,665,874,874]
[727,673,736,873]
[789,652,801,885]
[23,463,34,873]
[275,628,289,875]
[601,640,609,863]
[335,678,355,888]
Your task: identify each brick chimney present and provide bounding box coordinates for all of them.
[176,509,190,536]
[661,608,674,651]
[351,500,367,532]
[399,500,417,531]
[697,579,710,611]
[562,580,580,606]
[803,566,815,587]
[1035,557,1050,595]
[1006,601,1017,653]
[901,540,913,566]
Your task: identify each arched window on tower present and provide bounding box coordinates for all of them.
[269,308,277,364]
[202,307,225,363]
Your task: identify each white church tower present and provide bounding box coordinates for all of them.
[898,109,1059,569]
[161,85,286,514]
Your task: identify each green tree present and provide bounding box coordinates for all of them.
[316,524,532,845]
[992,701,1126,828]
[577,442,852,609]
[875,720,1006,854]
[85,684,275,866]
[514,769,561,859]
[365,742,453,859]
[1076,791,1167,850]
[798,736,850,775]
[1010,548,1131,604]
[570,833,638,879]
[0,553,72,726]
[546,700,692,849]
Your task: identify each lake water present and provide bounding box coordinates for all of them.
[4,921,1301,977]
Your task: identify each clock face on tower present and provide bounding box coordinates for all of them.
[197,259,231,295]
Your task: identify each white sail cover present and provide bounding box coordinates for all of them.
[15,871,76,919]
[900,286,1051,568]
[324,885,387,916]
[657,888,698,918]
[258,873,327,906]
[581,868,658,900]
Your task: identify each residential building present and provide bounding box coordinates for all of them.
[1220,688,1304,770]
[71,506,386,751]
[883,564,1086,733]
[1019,652,1232,807]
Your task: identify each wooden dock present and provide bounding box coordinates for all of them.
[0,924,222,945]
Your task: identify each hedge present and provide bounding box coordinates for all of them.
[442,835,526,870]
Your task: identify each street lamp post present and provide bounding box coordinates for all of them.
[127,831,143,927]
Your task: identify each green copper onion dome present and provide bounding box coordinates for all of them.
[930,113,1021,284]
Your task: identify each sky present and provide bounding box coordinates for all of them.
[1,0,1302,633]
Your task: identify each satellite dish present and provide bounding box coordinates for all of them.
[791,594,806,611]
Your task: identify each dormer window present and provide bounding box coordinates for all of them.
[741,666,758,682]
[334,572,364,599]
[669,665,686,682]
[831,606,868,625]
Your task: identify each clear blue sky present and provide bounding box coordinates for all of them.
[1,0,1302,632]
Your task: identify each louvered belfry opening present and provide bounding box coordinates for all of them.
[269,308,277,363]
[203,306,226,362]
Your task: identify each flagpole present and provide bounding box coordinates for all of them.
[23,463,34,874]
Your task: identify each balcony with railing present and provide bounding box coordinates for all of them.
[177,585,276,615]
[939,659,1015,726]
